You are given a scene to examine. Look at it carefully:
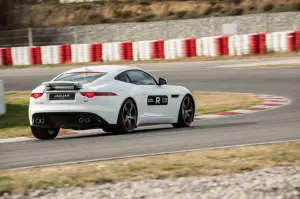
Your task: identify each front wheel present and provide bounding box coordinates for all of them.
[172,95,195,128]
[31,126,60,140]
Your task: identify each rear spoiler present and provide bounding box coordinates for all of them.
[42,81,83,91]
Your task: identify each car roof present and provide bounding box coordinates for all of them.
[64,65,141,74]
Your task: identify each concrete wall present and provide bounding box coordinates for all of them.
[73,12,300,43]
[1,11,299,47]
[0,80,6,116]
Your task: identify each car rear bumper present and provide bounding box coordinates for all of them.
[29,104,120,127]
[30,112,110,129]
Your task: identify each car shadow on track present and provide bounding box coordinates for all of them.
[57,121,258,141]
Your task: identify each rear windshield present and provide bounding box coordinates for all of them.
[54,72,107,84]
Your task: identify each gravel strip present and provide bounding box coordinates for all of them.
[2,166,300,199]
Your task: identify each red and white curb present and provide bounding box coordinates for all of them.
[0,93,291,144]
[194,93,291,120]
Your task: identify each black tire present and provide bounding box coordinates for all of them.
[31,126,60,140]
[172,95,195,128]
[112,98,138,134]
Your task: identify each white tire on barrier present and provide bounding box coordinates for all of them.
[228,36,235,56]
[71,44,90,63]
[196,38,204,57]
[266,33,273,53]
[280,31,291,52]
[208,37,217,57]
[102,43,109,62]
[164,39,176,60]
[202,37,209,56]
[137,40,152,61]
[241,34,251,55]
[133,42,139,61]
[234,35,242,56]
[82,44,90,63]
[41,45,60,65]
[11,47,30,66]
[112,42,121,62]
[52,45,60,65]
[175,39,184,58]
[272,32,281,52]
[169,39,176,59]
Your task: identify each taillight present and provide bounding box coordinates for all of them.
[80,92,117,98]
[31,93,43,99]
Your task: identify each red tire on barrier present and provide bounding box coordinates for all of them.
[90,44,96,62]
[190,38,197,57]
[2,48,12,66]
[184,39,190,57]
[90,44,103,62]
[295,30,300,51]
[59,44,72,63]
[126,42,133,61]
[151,41,158,59]
[121,42,127,61]
[216,37,223,56]
[157,40,164,59]
[96,43,103,62]
[288,32,296,52]
[222,36,229,55]
[64,44,72,63]
[250,34,259,55]
[30,47,36,65]
[35,47,42,65]
[59,45,65,64]
[258,33,266,55]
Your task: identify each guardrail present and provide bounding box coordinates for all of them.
[0,80,6,116]
[0,30,299,67]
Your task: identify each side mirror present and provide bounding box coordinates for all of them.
[158,78,167,85]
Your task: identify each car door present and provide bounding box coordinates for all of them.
[125,69,173,124]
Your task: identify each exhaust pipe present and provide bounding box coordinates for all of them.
[85,118,91,124]
[79,118,84,123]
[35,118,45,125]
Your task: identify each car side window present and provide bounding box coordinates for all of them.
[115,72,131,83]
[126,70,157,85]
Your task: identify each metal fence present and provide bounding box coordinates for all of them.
[0,27,75,47]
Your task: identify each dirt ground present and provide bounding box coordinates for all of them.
[6,0,300,28]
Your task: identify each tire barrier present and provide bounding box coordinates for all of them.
[1,30,299,66]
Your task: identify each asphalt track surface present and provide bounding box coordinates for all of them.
[1,57,300,170]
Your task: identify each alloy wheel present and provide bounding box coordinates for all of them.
[122,101,137,131]
[182,96,194,125]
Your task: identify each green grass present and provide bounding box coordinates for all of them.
[0,140,299,195]
[0,92,31,138]
[0,91,262,139]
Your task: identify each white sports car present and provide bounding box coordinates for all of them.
[29,65,195,140]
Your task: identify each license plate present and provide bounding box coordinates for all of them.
[49,93,75,100]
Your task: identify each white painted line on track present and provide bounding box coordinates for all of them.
[228,109,259,114]
[3,138,300,171]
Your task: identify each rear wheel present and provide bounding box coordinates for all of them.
[31,126,60,140]
[112,98,138,134]
[172,95,195,128]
